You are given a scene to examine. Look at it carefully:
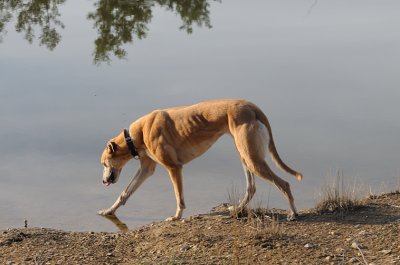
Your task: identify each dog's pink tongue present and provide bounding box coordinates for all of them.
[103,182,111,187]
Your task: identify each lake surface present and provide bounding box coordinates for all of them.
[1,0,399,232]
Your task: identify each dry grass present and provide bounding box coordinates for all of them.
[225,185,284,264]
[226,185,282,238]
[315,171,365,214]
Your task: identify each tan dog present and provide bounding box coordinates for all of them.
[99,99,302,220]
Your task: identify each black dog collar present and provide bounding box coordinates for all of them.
[123,128,139,159]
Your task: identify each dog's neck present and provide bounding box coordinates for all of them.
[123,128,139,159]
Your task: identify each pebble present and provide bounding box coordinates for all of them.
[335,247,344,253]
[260,242,273,249]
[351,242,362,249]
[304,243,313,248]
[324,256,332,261]
[381,249,391,255]
[106,252,113,257]
[348,257,358,263]
[180,244,191,252]
[358,230,366,235]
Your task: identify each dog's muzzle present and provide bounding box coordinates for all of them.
[103,171,115,186]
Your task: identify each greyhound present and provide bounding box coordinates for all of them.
[98,99,302,221]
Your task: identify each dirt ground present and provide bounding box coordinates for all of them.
[1,192,399,265]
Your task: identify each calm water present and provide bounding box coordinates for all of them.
[1,0,399,232]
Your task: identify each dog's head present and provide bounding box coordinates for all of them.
[101,140,131,186]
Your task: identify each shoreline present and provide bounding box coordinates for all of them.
[1,192,399,264]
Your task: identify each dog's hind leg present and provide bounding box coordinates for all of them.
[98,156,156,216]
[231,120,298,220]
[165,166,186,221]
[252,161,298,220]
[234,163,256,212]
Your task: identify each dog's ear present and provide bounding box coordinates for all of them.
[107,141,117,153]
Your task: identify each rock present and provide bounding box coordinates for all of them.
[335,247,344,253]
[304,243,313,248]
[348,257,358,263]
[260,242,273,249]
[180,244,191,252]
[351,242,362,249]
[106,252,113,257]
[324,255,332,261]
[381,249,391,255]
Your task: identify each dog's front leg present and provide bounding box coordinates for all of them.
[98,168,143,215]
[98,159,156,215]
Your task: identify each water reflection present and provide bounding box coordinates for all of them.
[0,0,217,62]
[101,214,129,232]
[0,0,65,49]
[88,0,216,63]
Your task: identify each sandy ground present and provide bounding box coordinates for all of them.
[1,192,399,265]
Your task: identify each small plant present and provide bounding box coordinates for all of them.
[226,184,242,218]
[226,184,282,233]
[316,171,364,213]
[226,185,283,264]
[315,171,364,214]
[249,210,281,239]
[396,173,400,193]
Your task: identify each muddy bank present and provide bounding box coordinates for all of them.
[1,192,399,264]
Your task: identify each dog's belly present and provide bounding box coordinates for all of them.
[143,131,224,165]
[177,131,225,163]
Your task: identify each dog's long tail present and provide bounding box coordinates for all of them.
[255,107,303,181]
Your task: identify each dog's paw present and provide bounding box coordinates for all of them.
[97,209,114,216]
[287,213,298,221]
[165,216,180,221]
[227,206,235,212]
[228,205,243,214]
